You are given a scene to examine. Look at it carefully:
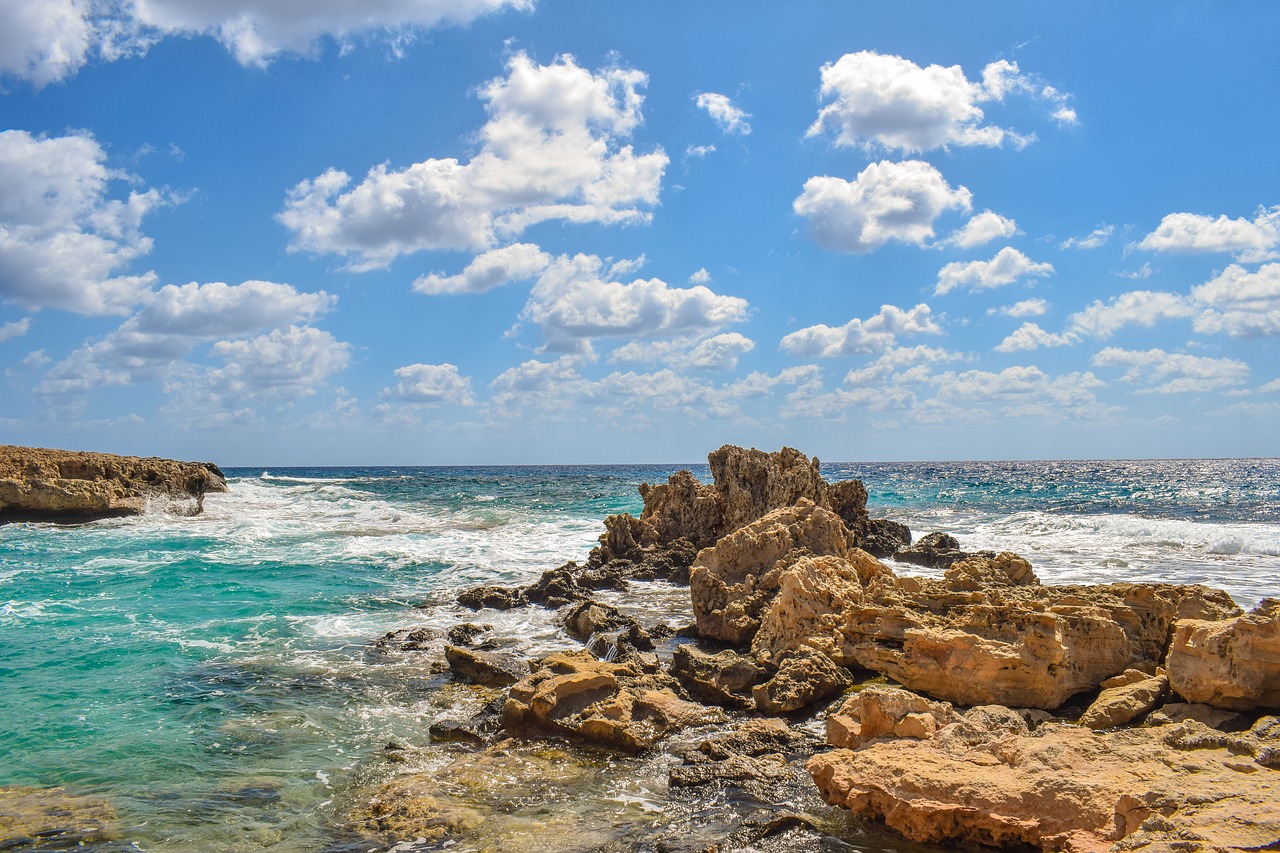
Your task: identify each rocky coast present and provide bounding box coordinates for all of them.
[343,445,1279,853]
[0,445,227,523]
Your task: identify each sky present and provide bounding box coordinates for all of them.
[1,1,1278,465]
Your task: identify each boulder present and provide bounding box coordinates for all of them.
[808,701,1280,853]
[1080,673,1169,730]
[825,686,960,748]
[893,531,979,570]
[457,585,522,611]
[852,517,911,559]
[501,650,724,752]
[669,644,765,710]
[0,444,227,523]
[751,650,853,714]
[445,646,528,687]
[1167,598,1280,711]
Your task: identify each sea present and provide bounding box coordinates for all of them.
[1,458,1277,851]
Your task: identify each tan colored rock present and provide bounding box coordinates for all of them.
[501,650,724,752]
[825,686,959,748]
[0,786,118,850]
[808,707,1280,853]
[751,650,852,714]
[689,500,864,645]
[1080,674,1168,730]
[0,444,227,523]
[708,444,841,533]
[1167,598,1280,711]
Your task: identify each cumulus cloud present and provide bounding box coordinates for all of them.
[1067,290,1195,339]
[935,247,1053,295]
[695,92,751,135]
[0,130,163,315]
[280,52,668,269]
[780,303,942,358]
[989,298,1047,318]
[413,243,550,295]
[520,253,749,351]
[994,322,1079,352]
[1135,206,1280,263]
[806,52,1072,153]
[689,267,711,284]
[1190,263,1280,337]
[794,160,972,253]
[1092,347,1248,394]
[382,362,474,405]
[1060,224,1114,250]
[0,0,531,84]
[941,210,1019,249]
[176,325,352,406]
[610,332,755,372]
[0,318,31,342]
[842,345,963,386]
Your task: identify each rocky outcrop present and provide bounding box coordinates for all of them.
[0,444,227,523]
[669,645,765,710]
[0,786,118,850]
[808,691,1280,853]
[445,645,527,687]
[1080,670,1168,730]
[1167,598,1280,711]
[501,650,724,752]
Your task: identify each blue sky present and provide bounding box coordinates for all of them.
[2,1,1278,464]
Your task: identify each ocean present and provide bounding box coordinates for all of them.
[1,459,1277,851]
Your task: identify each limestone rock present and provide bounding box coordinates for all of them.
[1080,673,1168,730]
[1167,598,1280,711]
[852,516,911,559]
[893,531,982,570]
[825,686,960,748]
[1146,702,1248,731]
[669,644,764,710]
[457,584,523,611]
[445,645,528,687]
[0,786,118,850]
[808,703,1280,853]
[751,650,853,714]
[0,444,227,523]
[501,650,724,752]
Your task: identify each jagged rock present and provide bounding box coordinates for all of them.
[751,650,853,714]
[521,564,590,608]
[825,686,960,748]
[0,444,227,523]
[429,696,505,746]
[349,776,485,841]
[669,644,765,710]
[669,718,812,789]
[1167,598,1280,711]
[1146,702,1248,731]
[561,599,653,661]
[446,622,493,647]
[689,500,860,646]
[501,650,725,752]
[852,517,911,559]
[457,585,523,611]
[373,626,442,653]
[893,531,972,569]
[445,645,527,686]
[710,445,839,534]
[0,786,119,850]
[808,699,1280,853]
[1080,673,1169,730]
[942,551,1039,589]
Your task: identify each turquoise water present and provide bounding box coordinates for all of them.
[1,460,1277,850]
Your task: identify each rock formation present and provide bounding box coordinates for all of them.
[0,445,227,523]
[1167,598,1280,711]
[808,689,1280,853]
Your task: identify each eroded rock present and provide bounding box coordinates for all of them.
[1167,598,1280,711]
[669,644,765,710]
[1080,673,1168,730]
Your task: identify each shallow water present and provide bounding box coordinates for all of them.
[0,459,1276,850]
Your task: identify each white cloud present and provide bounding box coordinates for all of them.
[1257,378,1280,394]
[0,0,532,84]
[927,365,1109,421]
[610,332,755,372]
[689,267,711,284]
[1060,224,1114,250]
[935,247,1053,295]
[994,322,1079,352]
[806,52,1073,154]
[941,210,1019,249]
[684,144,715,161]
[989,298,1047,318]
[1190,263,1280,337]
[192,325,352,400]
[695,92,751,135]
[0,130,163,315]
[1068,290,1195,339]
[382,363,474,405]
[0,318,31,342]
[520,253,748,351]
[1135,207,1280,263]
[413,243,550,295]
[780,303,942,358]
[1092,347,1248,394]
[843,345,963,386]
[1118,262,1154,280]
[794,160,971,253]
[280,52,668,269]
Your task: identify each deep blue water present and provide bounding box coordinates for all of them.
[0,459,1276,850]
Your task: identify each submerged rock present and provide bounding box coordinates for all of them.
[1167,598,1280,711]
[0,786,119,850]
[0,444,227,523]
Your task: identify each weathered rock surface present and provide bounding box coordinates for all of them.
[669,644,765,710]
[0,444,227,523]
[809,697,1280,853]
[1080,672,1168,730]
[824,686,961,748]
[445,645,528,687]
[1167,598,1280,711]
[0,786,118,850]
[751,650,854,714]
[501,650,725,752]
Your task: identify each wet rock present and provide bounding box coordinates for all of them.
[1080,672,1168,730]
[561,600,652,651]
[752,651,854,715]
[892,531,975,570]
[429,696,505,746]
[0,786,118,850]
[669,644,765,710]
[1167,598,1280,711]
[373,626,442,653]
[446,622,493,647]
[851,517,911,559]
[348,776,484,842]
[521,565,590,608]
[501,650,724,752]
[808,699,1280,853]
[444,645,527,687]
[457,585,523,611]
[0,444,227,523]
